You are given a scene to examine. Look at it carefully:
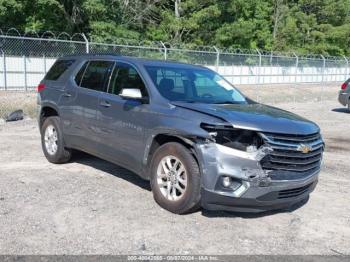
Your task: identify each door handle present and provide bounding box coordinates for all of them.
[63,92,71,97]
[99,100,111,108]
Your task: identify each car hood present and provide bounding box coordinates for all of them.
[172,102,319,135]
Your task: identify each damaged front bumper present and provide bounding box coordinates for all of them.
[195,142,319,213]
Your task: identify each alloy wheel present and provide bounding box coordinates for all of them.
[44,124,58,155]
[156,155,188,201]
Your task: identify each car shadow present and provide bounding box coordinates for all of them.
[332,108,349,114]
[70,151,309,218]
[201,196,310,219]
[71,151,151,191]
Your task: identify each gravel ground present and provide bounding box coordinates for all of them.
[0,98,349,255]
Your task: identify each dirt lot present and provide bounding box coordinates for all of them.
[0,91,349,255]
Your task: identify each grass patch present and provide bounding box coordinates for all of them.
[0,91,37,119]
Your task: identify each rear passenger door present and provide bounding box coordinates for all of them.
[96,62,149,173]
[68,60,114,152]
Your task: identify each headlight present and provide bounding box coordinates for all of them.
[200,123,263,152]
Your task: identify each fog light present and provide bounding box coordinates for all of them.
[222,176,232,187]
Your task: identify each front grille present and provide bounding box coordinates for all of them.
[278,183,313,199]
[260,132,324,173]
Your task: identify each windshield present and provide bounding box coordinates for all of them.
[145,65,247,104]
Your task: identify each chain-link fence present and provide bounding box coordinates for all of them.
[0,28,348,120]
[0,28,349,91]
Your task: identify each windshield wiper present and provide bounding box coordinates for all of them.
[211,101,242,104]
[173,100,197,103]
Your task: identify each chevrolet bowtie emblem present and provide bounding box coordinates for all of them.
[298,144,312,154]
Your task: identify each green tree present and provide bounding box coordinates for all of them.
[0,0,350,55]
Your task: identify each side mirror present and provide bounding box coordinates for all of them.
[120,88,142,99]
[119,88,148,103]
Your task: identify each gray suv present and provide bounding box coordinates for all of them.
[339,78,350,111]
[37,55,324,214]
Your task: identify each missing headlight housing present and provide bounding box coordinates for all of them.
[200,123,263,151]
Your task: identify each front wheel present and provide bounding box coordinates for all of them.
[150,142,201,214]
[41,116,72,164]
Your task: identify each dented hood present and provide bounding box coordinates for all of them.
[172,102,319,135]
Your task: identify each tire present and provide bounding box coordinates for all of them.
[41,116,72,164]
[348,100,350,112]
[150,142,201,214]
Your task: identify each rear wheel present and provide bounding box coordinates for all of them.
[41,116,72,164]
[150,142,201,214]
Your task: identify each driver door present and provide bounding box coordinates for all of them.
[96,62,149,173]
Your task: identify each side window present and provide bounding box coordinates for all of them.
[80,60,114,92]
[108,63,148,97]
[44,59,75,80]
[74,62,88,86]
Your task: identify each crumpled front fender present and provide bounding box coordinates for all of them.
[194,142,273,192]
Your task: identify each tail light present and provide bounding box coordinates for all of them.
[341,82,348,90]
[37,83,45,92]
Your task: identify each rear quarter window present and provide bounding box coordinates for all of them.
[44,59,75,81]
[79,60,114,92]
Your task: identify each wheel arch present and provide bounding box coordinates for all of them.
[143,133,202,179]
[39,104,60,128]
